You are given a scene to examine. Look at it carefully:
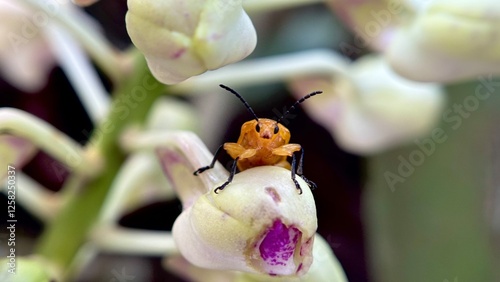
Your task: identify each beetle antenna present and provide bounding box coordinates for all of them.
[220,84,259,122]
[277,91,323,123]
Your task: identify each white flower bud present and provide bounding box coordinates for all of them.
[126,0,257,84]
[156,133,317,277]
[0,0,56,92]
[163,233,348,282]
[387,0,500,82]
[328,0,500,82]
[172,166,317,276]
[289,55,445,155]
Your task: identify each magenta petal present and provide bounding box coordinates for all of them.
[259,220,300,275]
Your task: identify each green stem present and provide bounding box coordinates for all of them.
[34,54,166,275]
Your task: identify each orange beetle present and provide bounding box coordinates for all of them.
[194,84,322,194]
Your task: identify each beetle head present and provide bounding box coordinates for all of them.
[239,118,290,146]
[218,84,322,146]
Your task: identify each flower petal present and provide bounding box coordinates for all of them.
[163,233,348,282]
[0,0,56,92]
[145,97,199,132]
[258,220,303,275]
[299,234,348,282]
[193,0,256,69]
[172,166,317,276]
[326,0,405,51]
[155,132,229,206]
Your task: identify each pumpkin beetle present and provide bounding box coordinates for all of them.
[194,84,322,194]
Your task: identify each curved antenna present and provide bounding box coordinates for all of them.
[219,84,259,122]
[277,91,323,124]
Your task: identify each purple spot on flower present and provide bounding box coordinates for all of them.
[300,237,313,256]
[259,220,300,267]
[171,48,186,59]
[265,187,281,203]
[296,263,303,273]
[210,33,222,41]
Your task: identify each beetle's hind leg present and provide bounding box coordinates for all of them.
[291,148,317,194]
[214,157,239,194]
[193,145,224,175]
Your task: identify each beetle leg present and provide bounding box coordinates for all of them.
[291,153,303,194]
[214,157,239,194]
[193,144,224,175]
[239,148,257,159]
[223,142,246,159]
[272,143,301,157]
[297,147,304,175]
[290,148,317,193]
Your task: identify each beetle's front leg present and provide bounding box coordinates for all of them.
[293,147,317,191]
[214,157,239,194]
[193,144,224,175]
[272,143,301,157]
[273,144,315,193]
[287,147,316,194]
[224,142,257,166]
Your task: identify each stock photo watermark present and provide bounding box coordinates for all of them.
[385,75,500,191]
[338,0,404,56]
[326,234,342,249]
[8,0,72,54]
[272,106,296,126]
[5,165,17,275]
[110,267,135,282]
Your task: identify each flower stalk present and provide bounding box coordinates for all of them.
[171,49,349,93]
[0,108,88,175]
[45,24,111,123]
[34,54,166,275]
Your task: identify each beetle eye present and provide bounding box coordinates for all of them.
[274,125,279,134]
[255,123,260,132]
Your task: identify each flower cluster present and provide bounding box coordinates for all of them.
[3,0,496,281]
